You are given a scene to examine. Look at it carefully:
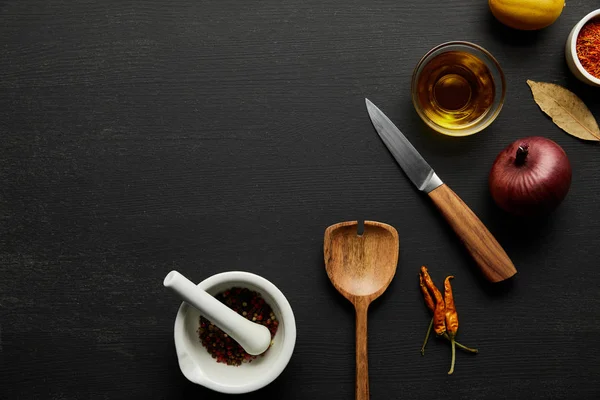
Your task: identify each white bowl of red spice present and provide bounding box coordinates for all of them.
[566,9,600,87]
[171,271,296,394]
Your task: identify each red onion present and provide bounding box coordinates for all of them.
[489,137,572,216]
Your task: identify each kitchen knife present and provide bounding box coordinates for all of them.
[365,98,516,282]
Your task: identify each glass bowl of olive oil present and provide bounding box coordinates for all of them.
[411,41,506,137]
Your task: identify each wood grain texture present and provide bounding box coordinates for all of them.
[1,0,600,399]
[428,184,517,282]
[324,221,399,400]
[354,298,370,400]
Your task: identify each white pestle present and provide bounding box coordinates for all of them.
[163,270,272,356]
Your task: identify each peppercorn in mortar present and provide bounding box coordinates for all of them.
[198,287,279,366]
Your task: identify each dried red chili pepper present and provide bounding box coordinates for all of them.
[419,272,435,313]
[444,276,459,335]
[420,266,445,335]
[419,271,436,355]
[444,276,459,375]
[418,268,478,374]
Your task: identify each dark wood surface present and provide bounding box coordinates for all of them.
[1,1,600,399]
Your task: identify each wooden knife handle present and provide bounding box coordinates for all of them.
[428,184,517,282]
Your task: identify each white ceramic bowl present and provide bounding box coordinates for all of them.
[565,9,600,87]
[172,271,296,394]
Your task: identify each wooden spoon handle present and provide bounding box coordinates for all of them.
[428,184,517,283]
[355,299,369,400]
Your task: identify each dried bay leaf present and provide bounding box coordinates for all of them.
[527,80,600,141]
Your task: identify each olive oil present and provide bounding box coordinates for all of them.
[415,51,495,130]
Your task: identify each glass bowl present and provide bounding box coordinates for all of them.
[411,41,506,137]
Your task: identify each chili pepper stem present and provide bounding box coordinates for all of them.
[454,340,478,354]
[421,317,433,355]
[448,335,456,375]
[442,333,478,354]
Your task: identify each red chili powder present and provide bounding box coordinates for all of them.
[576,20,600,79]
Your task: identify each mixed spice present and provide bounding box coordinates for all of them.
[198,287,279,366]
[576,20,600,79]
[419,266,478,375]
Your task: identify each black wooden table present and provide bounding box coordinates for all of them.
[2,1,600,399]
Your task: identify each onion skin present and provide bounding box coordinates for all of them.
[489,137,572,216]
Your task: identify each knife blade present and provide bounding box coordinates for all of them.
[365,98,517,282]
[365,99,443,193]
